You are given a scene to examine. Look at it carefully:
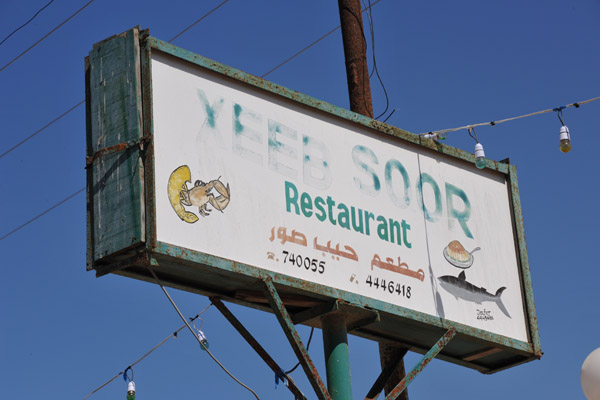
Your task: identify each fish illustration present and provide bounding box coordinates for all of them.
[438,271,510,318]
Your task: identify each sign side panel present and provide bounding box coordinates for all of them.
[88,28,145,261]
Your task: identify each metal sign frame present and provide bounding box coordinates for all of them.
[86,27,541,374]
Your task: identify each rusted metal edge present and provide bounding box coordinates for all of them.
[384,327,457,400]
[94,248,154,277]
[153,242,535,356]
[85,137,151,168]
[365,347,408,400]
[462,347,503,362]
[85,55,94,271]
[291,299,379,332]
[145,36,511,174]
[262,278,332,400]
[210,297,308,400]
[508,164,542,358]
[139,29,158,251]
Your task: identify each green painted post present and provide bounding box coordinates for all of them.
[322,314,352,400]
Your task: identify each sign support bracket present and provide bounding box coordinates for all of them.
[263,277,333,400]
[209,296,308,400]
[381,327,457,400]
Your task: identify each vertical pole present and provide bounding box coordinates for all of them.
[322,313,353,400]
[338,0,373,118]
[379,343,409,400]
[337,1,409,398]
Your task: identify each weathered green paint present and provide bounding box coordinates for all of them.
[508,164,542,358]
[322,313,353,400]
[87,28,144,262]
[263,278,332,400]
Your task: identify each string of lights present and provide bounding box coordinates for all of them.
[147,267,261,400]
[81,305,212,400]
[0,0,98,72]
[0,0,56,47]
[415,96,600,136]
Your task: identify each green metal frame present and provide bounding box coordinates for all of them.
[86,27,542,376]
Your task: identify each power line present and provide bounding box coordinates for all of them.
[0,0,98,72]
[0,100,85,160]
[1,0,232,161]
[147,267,261,400]
[261,0,383,78]
[0,187,84,242]
[0,0,56,47]
[168,0,230,43]
[82,305,212,400]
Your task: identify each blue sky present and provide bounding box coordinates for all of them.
[1,0,599,399]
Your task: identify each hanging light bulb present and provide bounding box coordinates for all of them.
[197,329,209,350]
[123,367,136,400]
[559,125,571,153]
[467,127,486,169]
[127,381,136,400]
[474,142,486,169]
[556,107,572,153]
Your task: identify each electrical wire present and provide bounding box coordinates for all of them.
[147,267,261,400]
[0,99,85,160]
[81,306,212,400]
[0,0,98,72]
[167,0,230,43]
[2,0,379,159]
[0,187,84,242]
[362,0,389,119]
[414,96,600,136]
[1,0,231,160]
[261,0,383,79]
[284,327,314,375]
[0,0,56,47]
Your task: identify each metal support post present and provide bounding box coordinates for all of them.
[384,327,457,400]
[262,278,332,400]
[322,313,353,400]
[209,297,308,400]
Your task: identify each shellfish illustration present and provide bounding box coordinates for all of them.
[167,165,231,223]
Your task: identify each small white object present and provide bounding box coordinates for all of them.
[127,381,136,393]
[582,348,600,400]
[474,143,485,158]
[559,125,571,141]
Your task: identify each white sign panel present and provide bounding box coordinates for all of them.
[151,53,528,342]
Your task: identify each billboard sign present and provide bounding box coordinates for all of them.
[86,28,541,373]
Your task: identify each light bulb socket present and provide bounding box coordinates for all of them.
[559,125,570,141]
[474,142,485,159]
[127,381,135,393]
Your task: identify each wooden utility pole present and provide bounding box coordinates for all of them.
[337,1,409,399]
[338,0,373,118]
